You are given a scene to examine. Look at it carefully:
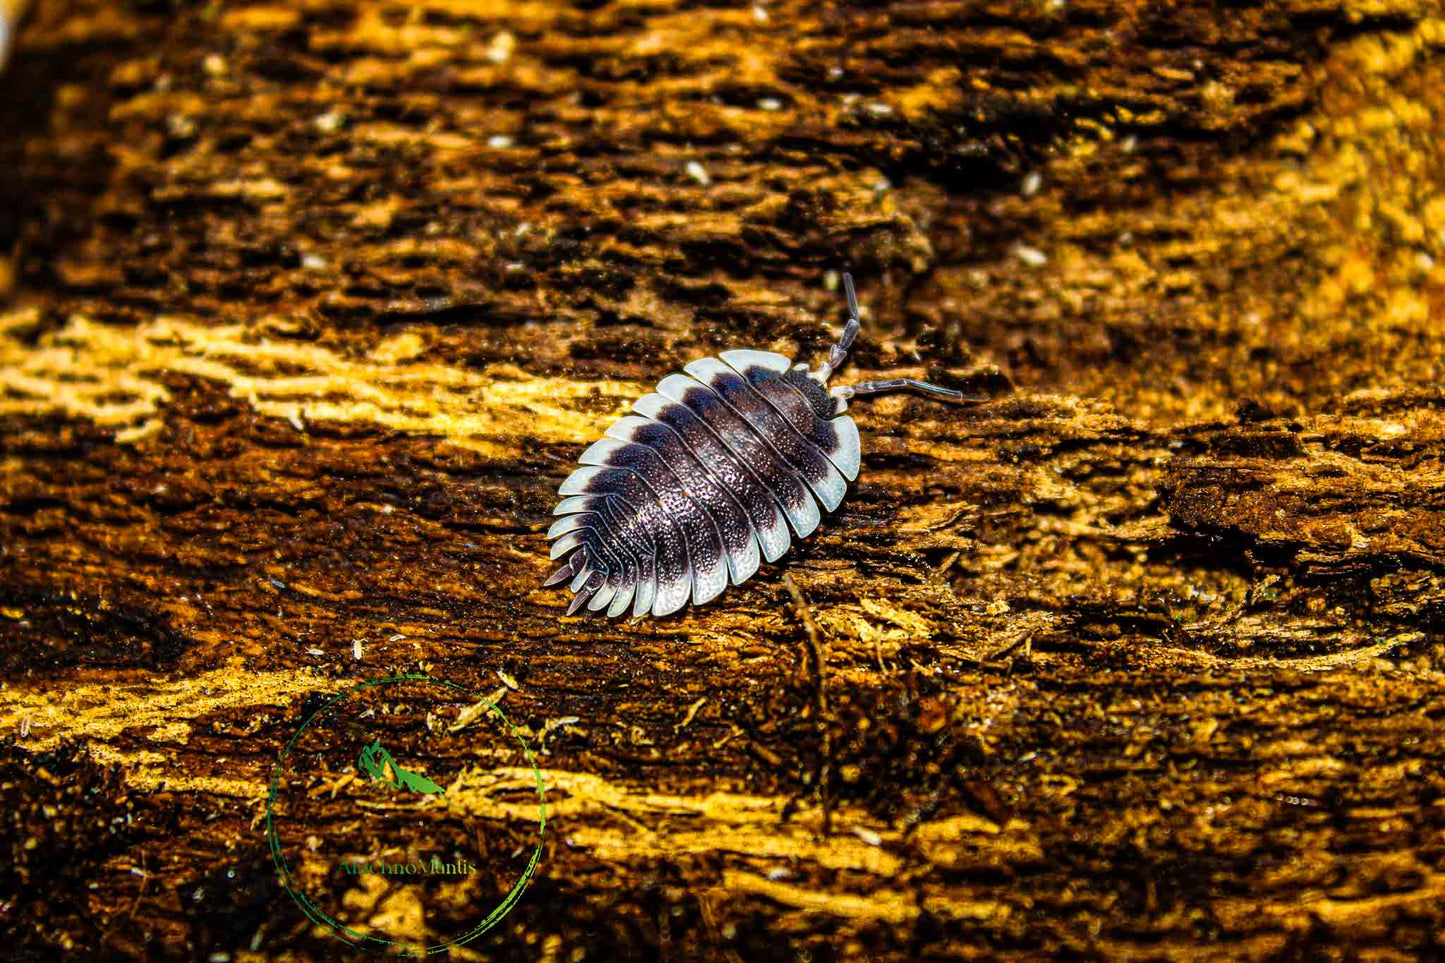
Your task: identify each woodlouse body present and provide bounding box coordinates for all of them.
[544,274,981,618]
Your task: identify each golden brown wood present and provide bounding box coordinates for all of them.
[1,0,1444,958]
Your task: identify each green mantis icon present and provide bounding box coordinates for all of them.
[357,738,446,795]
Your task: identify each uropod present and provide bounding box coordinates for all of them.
[543,273,986,618]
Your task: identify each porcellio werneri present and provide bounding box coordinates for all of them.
[543,273,985,617]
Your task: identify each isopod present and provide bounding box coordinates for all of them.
[543,272,984,617]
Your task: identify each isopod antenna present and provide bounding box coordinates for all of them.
[821,272,989,406]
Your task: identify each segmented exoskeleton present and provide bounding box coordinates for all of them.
[544,273,984,617]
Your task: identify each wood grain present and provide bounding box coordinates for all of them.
[1,0,1443,959]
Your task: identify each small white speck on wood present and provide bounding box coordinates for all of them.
[1013,242,1048,267]
[540,716,581,742]
[852,826,884,847]
[486,31,515,64]
[685,160,712,186]
[449,697,501,733]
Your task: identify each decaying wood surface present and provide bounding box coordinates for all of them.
[1,0,1444,958]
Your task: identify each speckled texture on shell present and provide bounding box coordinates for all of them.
[546,350,860,617]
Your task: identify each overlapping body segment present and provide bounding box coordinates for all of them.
[546,350,859,617]
[543,272,983,618]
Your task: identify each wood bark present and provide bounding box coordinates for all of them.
[1,0,1444,959]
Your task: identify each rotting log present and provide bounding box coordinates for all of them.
[1,0,1444,959]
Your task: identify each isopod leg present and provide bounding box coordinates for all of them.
[542,551,583,588]
[567,572,605,616]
